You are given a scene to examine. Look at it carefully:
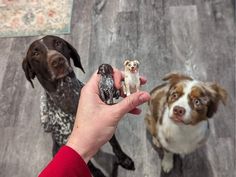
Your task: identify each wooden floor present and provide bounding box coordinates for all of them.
[0,0,235,177]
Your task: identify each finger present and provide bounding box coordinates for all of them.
[113,91,150,118]
[113,68,123,89]
[85,70,100,94]
[139,76,147,85]
[129,108,142,115]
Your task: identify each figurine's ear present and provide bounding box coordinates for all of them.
[124,60,130,66]
[109,65,114,74]
[134,60,140,66]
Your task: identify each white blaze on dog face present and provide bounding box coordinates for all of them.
[46,50,72,80]
[167,80,213,125]
[164,73,228,125]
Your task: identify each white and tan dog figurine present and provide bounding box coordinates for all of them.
[145,72,227,173]
[123,59,140,96]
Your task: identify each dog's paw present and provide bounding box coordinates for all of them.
[161,158,173,173]
[118,154,135,170]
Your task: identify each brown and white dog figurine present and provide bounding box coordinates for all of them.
[145,73,227,173]
[123,59,140,96]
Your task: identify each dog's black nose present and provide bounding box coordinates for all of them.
[173,106,186,116]
[51,57,65,68]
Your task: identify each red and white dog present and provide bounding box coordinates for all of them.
[123,59,140,96]
[145,73,227,173]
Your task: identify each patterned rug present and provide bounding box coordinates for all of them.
[0,0,74,37]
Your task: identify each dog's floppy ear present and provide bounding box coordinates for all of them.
[134,60,140,66]
[22,57,35,88]
[124,60,130,66]
[108,64,114,74]
[204,83,227,118]
[163,72,193,85]
[66,41,85,73]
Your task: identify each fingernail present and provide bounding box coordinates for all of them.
[139,92,150,102]
[142,76,147,81]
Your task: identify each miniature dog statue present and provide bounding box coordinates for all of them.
[97,64,120,105]
[123,60,140,96]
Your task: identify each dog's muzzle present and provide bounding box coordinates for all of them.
[47,50,73,80]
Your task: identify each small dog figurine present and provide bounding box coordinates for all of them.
[123,60,140,96]
[97,64,119,105]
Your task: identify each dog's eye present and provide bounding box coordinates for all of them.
[194,99,201,106]
[128,64,131,67]
[55,40,62,47]
[171,92,178,99]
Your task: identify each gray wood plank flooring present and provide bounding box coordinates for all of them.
[0,0,235,177]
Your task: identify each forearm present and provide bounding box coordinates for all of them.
[38,146,92,177]
[66,128,98,163]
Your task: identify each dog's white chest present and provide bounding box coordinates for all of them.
[125,72,139,87]
[158,109,209,154]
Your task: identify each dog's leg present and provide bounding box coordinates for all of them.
[126,85,131,96]
[122,82,128,95]
[87,161,106,177]
[100,91,106,103]
[161,150,174,173]
[109,135,135,170]
[111,162,119,177]
[145,114,157,137]
[135,82,140,92]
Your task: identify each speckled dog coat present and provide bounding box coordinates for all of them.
[40,76,84,146]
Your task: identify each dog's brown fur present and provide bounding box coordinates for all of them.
[145,72,227,154]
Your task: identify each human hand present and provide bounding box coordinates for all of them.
[66,68,150,163]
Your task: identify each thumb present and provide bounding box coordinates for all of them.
[113,91,150,117]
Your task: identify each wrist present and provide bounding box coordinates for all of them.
[66,131,94,163]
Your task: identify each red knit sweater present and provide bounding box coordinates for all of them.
[38,146,92,177]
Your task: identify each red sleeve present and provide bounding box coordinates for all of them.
[38,145,92,177]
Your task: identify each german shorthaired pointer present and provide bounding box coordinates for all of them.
[22,35,134,177]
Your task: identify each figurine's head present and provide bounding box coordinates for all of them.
[124,59,140,73]
[97,64,114,76]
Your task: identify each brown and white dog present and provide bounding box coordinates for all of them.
[123,59,140,96]
[145,73,227,173]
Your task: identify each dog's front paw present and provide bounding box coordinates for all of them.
[161,158,173,173]
[118,154,135,170]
